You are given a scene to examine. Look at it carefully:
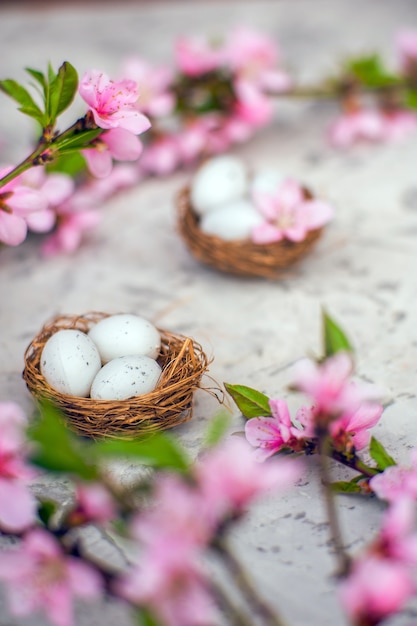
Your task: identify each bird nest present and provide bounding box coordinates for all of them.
[176,186,324,278]
[22,312,211,439]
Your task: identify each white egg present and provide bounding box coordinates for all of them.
[88,314,161,364]
[190,155,249,215]
[250,169,287,196]
[199,198,265,241]
[40,329,102,397]
[90,355,162,400]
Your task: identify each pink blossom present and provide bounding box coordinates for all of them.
[79,70,151,134]
[291,352,382,419]
[397,29,417,75]
[41,207,101,257]
[0,528,103,626]
[370,447,417,502]
[339,555,414,623]
[329,108,386,147]
[245,398,306,461]
[330,401,384,451]
[381,110,417,142]
[138,133,180,176]
[19,169,75,234]
[122,56,175,117]
[175,35,224,76]
[83,127,144,178]
[0,166,48,245]
[72,482,117,524]
[195,437,302,522]
[0,402,37,532]
[251,178,333,244]
[115,538,217,626]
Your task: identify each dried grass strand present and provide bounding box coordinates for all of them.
[22,312,212,439]
[176,187,324,278]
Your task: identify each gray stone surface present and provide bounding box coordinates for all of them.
[0,1,417,625]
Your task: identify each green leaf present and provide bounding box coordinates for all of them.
[405,89,417,110]
[37,499,58,526]
[92,432,190,473]
[369,436,396,470]
[25,67,47,90]
[224,383,271,419]
[49,61,78,120]
[331,480,363,494]
[347,54,400,88]
[0,78,45,125]
[45,151,87,177]
[322,310,353,357]
[204,410,232,447]
[27,401,97,480]
[134,608,163,626]
[54,128,102,152]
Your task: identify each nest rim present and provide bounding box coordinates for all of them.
[176,186,325,278]
[22,312,211,439]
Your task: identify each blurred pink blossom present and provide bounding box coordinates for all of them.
[72,482,117,524]
[138,133,180,175]
[41,207,101,257]
[245,398,306,461]
[381,110,417,141]
[115,537,217,626]
[122,57,175,117]
[0,402,37,533]
[83,127,144,178]
[195,437,302,521]
[329,108,386,147]
[0,166,47,245]
[175,35,224,76]
[370,447,417,502]
[251,178,333,244]
[291,352,382,419]
[397,29,417,75]
[79,70,151,134]
[0,528,103,626]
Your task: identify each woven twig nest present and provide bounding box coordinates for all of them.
[176,186,324,278]
[23,312,211,439]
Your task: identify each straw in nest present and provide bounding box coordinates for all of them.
[23,312,211,439]
[176,187,324,278]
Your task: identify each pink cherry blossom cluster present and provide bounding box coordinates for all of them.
[0,401,300,626]
[245,351,384,461]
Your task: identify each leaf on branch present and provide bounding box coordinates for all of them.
[224,383,271,419]
[49,61,78,120]
[0,78,45,125]
[27,401,97,480]
[330,479,363,494]
[369,436,397,470]
[347,54,400,88]
[322,309,353,357]
[92,432,190,473]
[55,128,102,152]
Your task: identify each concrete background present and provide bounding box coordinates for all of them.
[0,1,416,624]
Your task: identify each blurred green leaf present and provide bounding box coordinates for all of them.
[37,499,58,527]
[322,310,353,357]
[92,431,190,473]
[27,401,97,480]
[204,410,232,447]
[135,608,163,626]
[347,55,400,88]
[0,78,45,125]
[369,436,396,470]
[224,383,271,419]
[45,151,87,177]
[331,479,363,494]
[405,89,417,110]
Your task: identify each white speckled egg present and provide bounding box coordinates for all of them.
[90,355,162,400]
[40,329,102,397]
[199,198,265,241]
[250,169,287,196]
[88,314,161,364]
[190,155,249,215]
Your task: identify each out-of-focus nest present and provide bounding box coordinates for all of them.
[176,186,324,278]
[23,312,211,439]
